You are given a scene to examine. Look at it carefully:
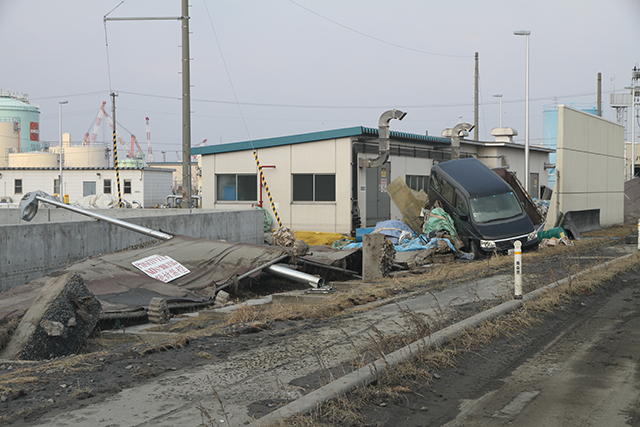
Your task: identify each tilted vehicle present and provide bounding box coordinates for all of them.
[428,158,538,258]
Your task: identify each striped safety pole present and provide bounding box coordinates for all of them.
[253,151,282,228]
[111,92,123,208]
[113,130,123,208]
[514,240,523,299]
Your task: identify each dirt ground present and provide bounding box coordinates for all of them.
[353,263,640,426]
[0,233,637,426]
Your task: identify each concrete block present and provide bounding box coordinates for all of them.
[0,272,101,361]
[148,297,171,324]
[362,233,386,282]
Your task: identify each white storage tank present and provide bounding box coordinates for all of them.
[0,121,19,167]
[62,146,110,168]
[8,152,58,167]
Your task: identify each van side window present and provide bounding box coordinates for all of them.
[430,172,442,193]
[441,180,455,205]
[455,191,468,215]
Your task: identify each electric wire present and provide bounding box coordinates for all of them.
[117,89,605,110]
[288,0,470,59]
[103,0,127,92]
[202,0,283,227]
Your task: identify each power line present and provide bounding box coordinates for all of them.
[288,0,470,59]
[118,89,605,110]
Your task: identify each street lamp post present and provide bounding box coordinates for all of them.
[493,94,503,127]
[626,83,640,179]
[58,100,68,199]
[514,30,530,194]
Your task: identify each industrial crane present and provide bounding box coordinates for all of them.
[83,101,145,162]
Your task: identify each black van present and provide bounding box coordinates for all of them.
[428,158,538,257]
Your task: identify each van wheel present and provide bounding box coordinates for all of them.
[470,241,483,260]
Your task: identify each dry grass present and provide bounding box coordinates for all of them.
[143,224,635,342]
[272,241,640,427]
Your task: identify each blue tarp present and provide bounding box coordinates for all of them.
[342,235,456,253]
[371,219,414,244]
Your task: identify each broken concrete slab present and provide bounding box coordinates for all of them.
[148,297,171,324]
[362,233,395,281]
[0,272,101,361]
[386,176,426,232]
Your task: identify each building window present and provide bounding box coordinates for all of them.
[124,179,132,194]
[83,181,97,197]
[104,179,112,194]
[15,179,22,194]
[405,175,429,192]
[54,179,60,195]
[292,174,335,202]
[216,174,257,201]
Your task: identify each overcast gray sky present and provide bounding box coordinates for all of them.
[1,0,639,162]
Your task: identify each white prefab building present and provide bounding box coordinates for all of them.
[0,167,174,208]
[193,126,552,236]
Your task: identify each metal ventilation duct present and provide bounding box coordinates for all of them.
[359,109,407,168]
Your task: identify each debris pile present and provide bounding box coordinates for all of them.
[0,273,101,361]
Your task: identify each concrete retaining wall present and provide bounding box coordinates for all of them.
[0,208,265,292]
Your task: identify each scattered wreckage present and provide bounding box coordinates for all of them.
[0,164,601,360]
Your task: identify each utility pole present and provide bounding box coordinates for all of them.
[597,72,602,116]
[474,52,479,140]
[104,0,192,208]
[111,92,123,208]
[181,0,192,208]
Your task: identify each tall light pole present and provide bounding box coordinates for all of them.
[58,100,68,198]
[514,30,530,194]
[493,94,503,127]
[626,66,640,179]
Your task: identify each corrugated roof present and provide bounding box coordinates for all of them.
[192,126,451,156]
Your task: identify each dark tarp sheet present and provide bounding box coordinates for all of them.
[0,235,289,319]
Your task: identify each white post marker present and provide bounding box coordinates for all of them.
[514,240,523,299]
[637,219,640,251]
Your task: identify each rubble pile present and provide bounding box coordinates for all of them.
[0,273,101,361]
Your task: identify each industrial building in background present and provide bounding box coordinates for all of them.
[193,117,553,236]
[0,92,174,208]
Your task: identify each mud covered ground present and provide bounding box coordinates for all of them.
[356,266,640,426]
[0,237,636,426]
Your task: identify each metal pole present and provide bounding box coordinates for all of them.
[597,72,602,117]
[33,195,173,240]
[524,33,530,194]
[181,0,192,208]
[633,89,637,178]
[111,92,123,208]
[474,52,479,140]
[58,101,68,198]
[265,264,324,288]
[493,94,503,127]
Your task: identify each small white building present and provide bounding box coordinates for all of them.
[0,167,174,208]
[193,126,553,235]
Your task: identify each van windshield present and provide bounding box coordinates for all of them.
[469,191,523,223]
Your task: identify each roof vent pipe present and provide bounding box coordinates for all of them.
[359,109,407,168]
[450,122,474,160]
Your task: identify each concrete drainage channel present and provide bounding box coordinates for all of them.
[249,252,635,427]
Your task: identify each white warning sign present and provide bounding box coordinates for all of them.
[132,255,190,283]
